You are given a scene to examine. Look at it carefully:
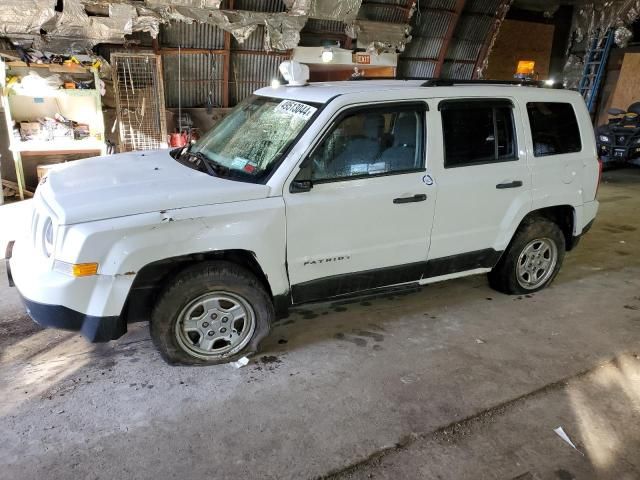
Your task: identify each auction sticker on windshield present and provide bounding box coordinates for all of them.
[275,100,317,120]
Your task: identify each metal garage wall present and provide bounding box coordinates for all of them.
[229,54,283,104]
[160,23,225,49]
[163,53,225,108]
[150,0,513,108]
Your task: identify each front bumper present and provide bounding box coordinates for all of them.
[598,144,640,163]
[20,294,126,342]
[7,239,128,342]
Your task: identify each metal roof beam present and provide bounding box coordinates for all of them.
[433,0,466,78]
[472,0,513,79]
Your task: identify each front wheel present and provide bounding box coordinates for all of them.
[150,261,273,365]
[488,217,566,295]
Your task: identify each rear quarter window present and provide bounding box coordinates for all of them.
[526,102,582,157]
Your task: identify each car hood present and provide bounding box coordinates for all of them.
[37,150,271,225]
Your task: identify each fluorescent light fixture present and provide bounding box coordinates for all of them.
[321,47,334,63]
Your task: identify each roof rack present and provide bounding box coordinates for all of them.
[346,76,563,89]
[347,76,423,81]
[421,79,563,89]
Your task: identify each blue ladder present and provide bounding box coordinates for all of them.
[578,28,614,114]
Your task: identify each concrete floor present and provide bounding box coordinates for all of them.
[1,169,640,480]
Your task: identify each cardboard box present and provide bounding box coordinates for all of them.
[20,122,41,141]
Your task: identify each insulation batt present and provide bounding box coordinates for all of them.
[163,7,307,51]
[284,0,362,21]
[46,0,134,42]
[0,0,57,35]
[346,20,412,53]
[564,0,640,87]
[146,0,222,7]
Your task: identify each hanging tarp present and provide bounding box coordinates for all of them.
[146,0,222,8]
[346,20,412,53]
[565,0,640,88]
[133,7,164,39]
[45,0,135,43]
[162,8,307,51]
[572,0,640,47]
[0,0,57,35]
[284,0,362,22]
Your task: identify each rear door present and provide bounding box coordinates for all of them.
[428,98,533,263]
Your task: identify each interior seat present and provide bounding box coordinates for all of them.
[331,115,385,176]
[377,114,418,171]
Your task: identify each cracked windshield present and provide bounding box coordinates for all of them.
[191,95,318,181]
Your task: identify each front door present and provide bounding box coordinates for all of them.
[284,102,435,304]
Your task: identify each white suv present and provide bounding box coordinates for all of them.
[7,78,600,365]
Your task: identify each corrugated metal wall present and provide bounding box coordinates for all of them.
[160,23,225,49]
[402,0,507,79]
[229,54,282,105]
[234,0,287,12]
[156,0,510,107]
[163,53,225,108]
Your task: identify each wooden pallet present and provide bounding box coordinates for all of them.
[2,179,33,198]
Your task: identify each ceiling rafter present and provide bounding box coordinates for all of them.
[472,0,514,79]
[433,0,466,78]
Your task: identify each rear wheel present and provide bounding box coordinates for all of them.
[151,261,273,365]
[489,217,565,295]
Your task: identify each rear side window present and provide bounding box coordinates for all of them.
[441,100,517,168]
[526,102,581,157]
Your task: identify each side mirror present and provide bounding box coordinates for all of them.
[290,179,313,193]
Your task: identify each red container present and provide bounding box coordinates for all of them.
[169,132,188,147]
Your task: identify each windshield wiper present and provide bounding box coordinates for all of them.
[180,150,219,177]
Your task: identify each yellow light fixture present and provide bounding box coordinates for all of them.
[54,260,99,277]
[515,60,535,76]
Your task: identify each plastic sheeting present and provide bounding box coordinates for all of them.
[264,14,307,51]
[133,7,164,38]
[162,8,307,50]
[284,0,362,21]
[346,20,411,53]
[615,25,633,47]
[572,0,640,47]
[146,0,222,8]
[46,0,134,43]
[565,0,640,88]
[0,0,57,35]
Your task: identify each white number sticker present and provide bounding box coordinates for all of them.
[275,100,317,120]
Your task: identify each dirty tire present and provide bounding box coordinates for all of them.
[151,261,273,366]
[488,217,565,295]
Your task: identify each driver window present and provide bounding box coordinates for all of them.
[309,107,424,181]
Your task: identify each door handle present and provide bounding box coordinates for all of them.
[393,194,427,204]
[496,180,523,189]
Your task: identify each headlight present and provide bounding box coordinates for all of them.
[635,137,640,145]
[42,217,54,257]
[599,134,610,142]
